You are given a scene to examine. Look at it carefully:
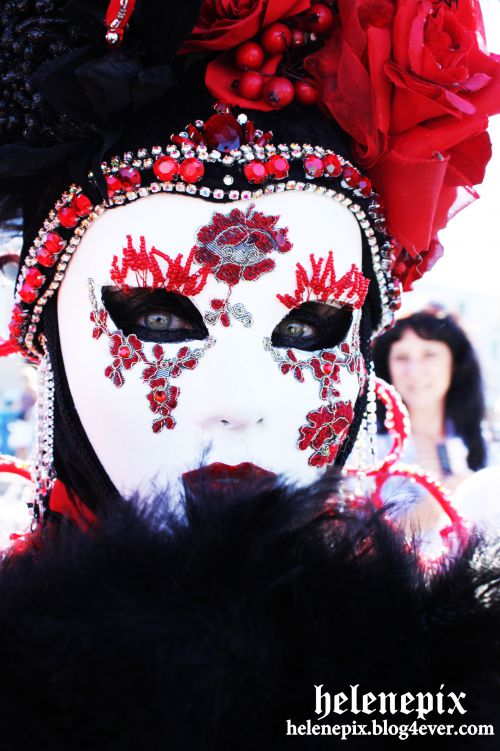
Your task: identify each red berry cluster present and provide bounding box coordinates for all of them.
[233,3,334,109]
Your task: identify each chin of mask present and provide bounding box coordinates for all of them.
[58,191,368,502]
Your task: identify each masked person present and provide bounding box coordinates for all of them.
[0,2,499,749]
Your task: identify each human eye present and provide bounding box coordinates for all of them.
[101,287,209,343]
[271,302,353,352]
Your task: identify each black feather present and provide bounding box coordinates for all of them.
[0,479,498,750]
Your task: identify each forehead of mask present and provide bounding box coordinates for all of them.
[57,192,363,498]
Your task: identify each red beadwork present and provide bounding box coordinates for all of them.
[323,154,342,178]
[106,174,123,197]
[118,167,141,190]
[36,248,57,267]
[153,389,168,404]
[153,156,179,182]
[71,193,92,217]
[244,160,267,184]
[180,158,205,184]
[303,155,324,179]
[357,176,372,197]
[266,154,289,180]
[58,206,78,229]
[118,345,131,358]
[19,284,37,304]
[44,232,65,253]
[342,166,360,188]
[277,251,370,310]
[25,268,45,288]
[202,113,242,152]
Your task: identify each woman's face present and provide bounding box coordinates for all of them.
[388,329,453,413]
[57,191,368,501]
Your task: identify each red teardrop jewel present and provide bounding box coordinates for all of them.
[118,167,141,190]
[202,113,242,152]
[303,155,324,179]
[180,158,205,184]
[58,206,78,229]
[71,193,93,217]
[323,154,342,178]
[153,156,179,182]
[244,160,267,184]
[266,154,289,180]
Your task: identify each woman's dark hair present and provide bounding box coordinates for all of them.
[372,311,487,471]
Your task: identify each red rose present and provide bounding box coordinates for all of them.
[182,0,311,52]
[305,0,500,261]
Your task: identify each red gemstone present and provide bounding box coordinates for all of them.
[244,160,267,184]
[105,174,123,197]
[342,166,360,188]
[357,176,372,196]
[19,284,37,304]
[180,157,205,184]
[154,389,168,404]
[323,154,342,178]
[202,113,242,152]
[266,154,289,180]
[58,206,78,228]
[153,156,179,182]
[303,155,324,178]
[11,304,24,321]
[25,268,45,288]
[44,231,65,254]
[36,248,57,267]
[322,362,334,375]
[118,345,131,358]
[71,193,92,217]
[118,167,141,191]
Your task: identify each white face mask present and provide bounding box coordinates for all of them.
[58,190,368,500]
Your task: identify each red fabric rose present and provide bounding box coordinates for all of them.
[305,0,500,270]
[182,0,311,52]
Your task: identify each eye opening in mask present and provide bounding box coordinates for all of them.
[271,302,353,352]
[101,286,209,344]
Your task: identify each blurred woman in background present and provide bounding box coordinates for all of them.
[373,310,488,533]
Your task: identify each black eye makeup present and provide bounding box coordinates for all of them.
[101,287,209,343]
[271,302,353,352]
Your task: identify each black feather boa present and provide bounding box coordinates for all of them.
[0,479,499,750]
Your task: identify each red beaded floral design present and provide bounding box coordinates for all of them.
[110,236,210,295]
[194,204,291,327]
[298,401,354,468]
[277,251,370,310]
[264,324,365,467]
[89,281,212,433]
[194,204,291,286]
